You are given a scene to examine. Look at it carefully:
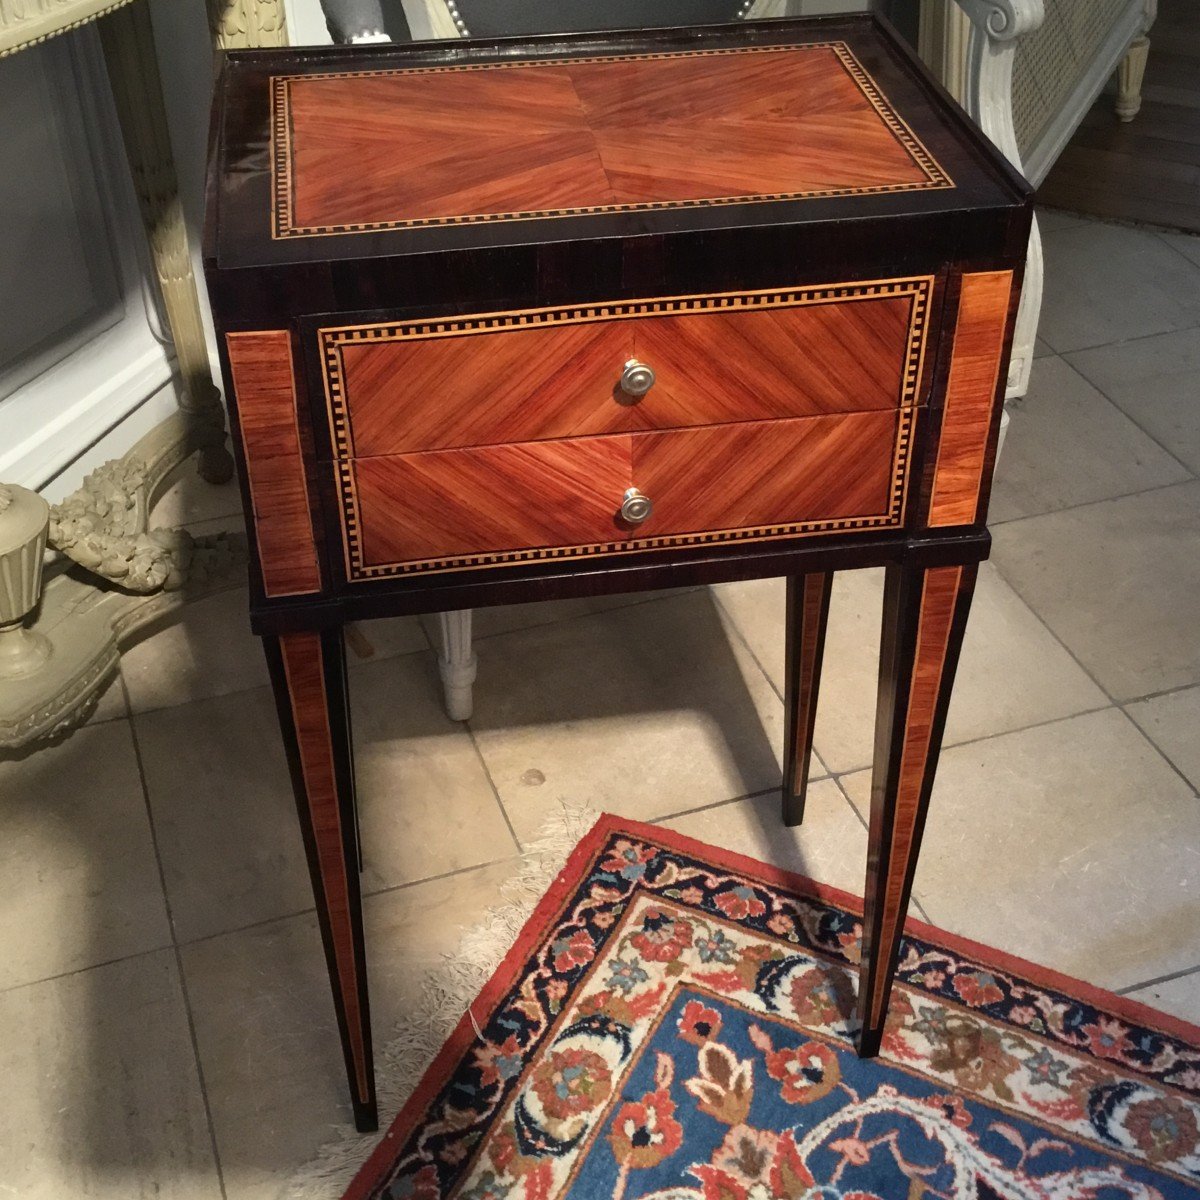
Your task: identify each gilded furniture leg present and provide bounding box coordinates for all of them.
[98,0,233,485]
[782,572,832,828]
[1116,34,1150,121]
[856,560,978,1057]
[265,627,377,1132]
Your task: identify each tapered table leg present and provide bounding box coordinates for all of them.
[264,627,377,1132]
[856,561,977,1057]
[782,573,832,827]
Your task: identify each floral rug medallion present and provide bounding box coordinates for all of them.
[345,816,1200,1200]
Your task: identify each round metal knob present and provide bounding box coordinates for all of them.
[619,358,656,398]
[620,487,653,525]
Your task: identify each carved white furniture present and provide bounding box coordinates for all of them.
[0,486,51,681]
[0,1,286,748]
[949,0,1155,402]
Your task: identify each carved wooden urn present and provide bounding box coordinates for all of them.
[0,484,52,678]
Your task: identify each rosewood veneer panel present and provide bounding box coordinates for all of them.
[632,411,901,535]
[927,270,1013,527]
[226,331,321,596]
[284,68,611,235]
[630,295,917,432]
[353,435,632,568]
[323,279,931,458]
[272,43,952,237]
[347,410,908,576]
[338,321,628,456]
[570,47,934,206]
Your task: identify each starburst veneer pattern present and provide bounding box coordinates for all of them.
[271,42,953,238]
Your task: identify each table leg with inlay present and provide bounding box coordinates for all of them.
[782,572,834,828]
[263,627,378,1132]
[855,559,979,1057]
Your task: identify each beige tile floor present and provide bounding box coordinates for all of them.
[2,212,1200,1198]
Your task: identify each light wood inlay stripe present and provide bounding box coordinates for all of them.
[868,564,963,1029]
[278,632,370,1104]
[227,331,321,596]
[928,271,1013,528]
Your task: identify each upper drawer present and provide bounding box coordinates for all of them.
[317,278,934,458]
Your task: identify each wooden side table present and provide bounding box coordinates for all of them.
[205,16,1031,1131]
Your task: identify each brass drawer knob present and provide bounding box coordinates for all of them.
[620,487,653,524]
[619,358,656,398]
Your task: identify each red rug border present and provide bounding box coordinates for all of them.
[342,811,1200,1200]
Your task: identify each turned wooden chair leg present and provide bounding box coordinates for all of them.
[437,609,478,721]
[856,561,977,1057]
[264,627,377,1132]
[1116,35,1151,122]
[782,572,833,828]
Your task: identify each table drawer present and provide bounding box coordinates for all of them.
[345,408,910,578]
[320,278,932,457]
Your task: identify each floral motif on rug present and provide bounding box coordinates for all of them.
[346,816,1200,1200]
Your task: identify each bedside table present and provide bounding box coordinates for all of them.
[205,16,1031,1131]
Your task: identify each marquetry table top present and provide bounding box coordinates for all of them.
[208,18,1022,271]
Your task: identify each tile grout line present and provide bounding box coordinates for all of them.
[1155,227,1200,273]
[988,477,1194,531]
[648,785,788,825]
[1057,353,1199,480]
[462,720,524,854]
[708,587,786,708]
[824,700,1118,781]
[1118,703,1200,800]
[985,556,1119,703]
[1037,317,1200,360]
[173,854,530,954]
[986,557,1200,792]
[361,849,526,904]
[829,773,935,925]
[707,585,830,780]
[0,941,176,998]
[104,859,530,960]
[1116,961,1200,997]
[123,688,229,1200]
[1119,679,1200,708]
[830,772,870,836]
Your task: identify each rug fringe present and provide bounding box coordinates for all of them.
[279,801,601,1200]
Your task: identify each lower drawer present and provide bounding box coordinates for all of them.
[343,409,912,578]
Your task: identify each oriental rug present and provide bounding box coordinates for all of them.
[340,814,1200,1200]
